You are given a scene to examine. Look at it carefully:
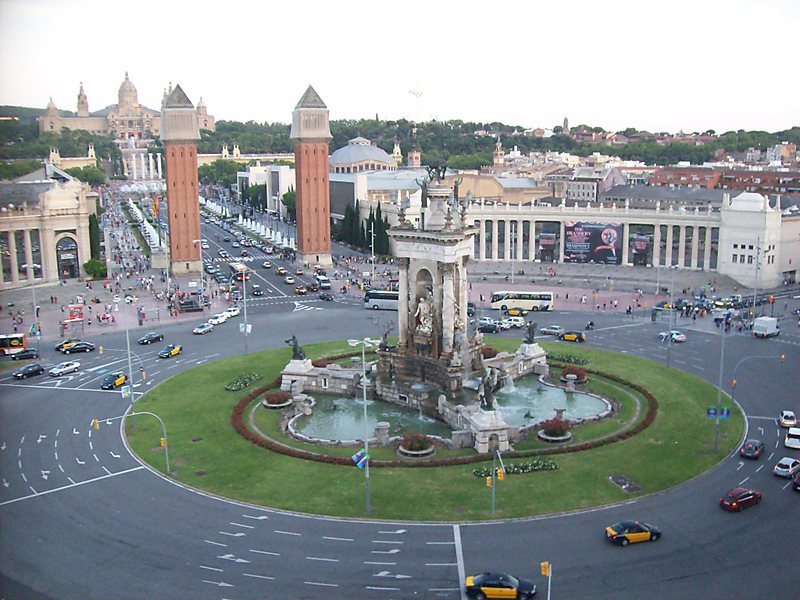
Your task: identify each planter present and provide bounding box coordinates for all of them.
[262,398,293,409]
[537,430,573,443]
[397,444,436,458]
[559,375,588,384]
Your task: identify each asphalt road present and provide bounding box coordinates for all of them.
[1,288,799,598]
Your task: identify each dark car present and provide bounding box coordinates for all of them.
[560,331,586,343]
[100,372,127,390]
[792,471,800,492]
[605,521,661,545]
[467,302,476,317]
[719,487,762,511]
[13,363,45,379]
[63,341,96,354]
[138,332,164,345]
[478,323,500,333]
[740,439,765,459]
[55,338,81,352]
[319,292,334,301]
[11,348,40,360]
[307,283,320,292]
[465,571,536,599]
[251,284,264,296]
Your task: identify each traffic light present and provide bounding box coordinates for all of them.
[497,468,505,481]
[486,476,493,488]
[540,561,551,577]
[769,295,774,304]
[160,437,166,448]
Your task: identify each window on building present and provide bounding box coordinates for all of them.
[733,244,738,249]
[747,255,754,264]
[732,255,738,263]
[748,245,753,250]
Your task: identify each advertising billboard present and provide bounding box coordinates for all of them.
[563,221,623,264]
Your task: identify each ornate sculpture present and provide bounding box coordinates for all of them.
[284,335,305,360]
[379,321,395,351]
[478,367,497,411]
[524,321,537,344]
[414,291,434,336]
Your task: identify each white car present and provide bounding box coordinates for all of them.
[659,330,687,343]
[124,295,137,304]
[223,306,241,318]
[504,316,525,328]
[478,316,496,326]
[193,322,214,335]
[208,313,228,325]
[773,457,800,478]
[498,319,514,330]
[49,361,81,377]
[112,295,121,303]
[778,410,797,428]
[540,325,565,336]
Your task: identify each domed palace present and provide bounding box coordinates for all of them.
[38,72,215,139]
[330,137,399,173]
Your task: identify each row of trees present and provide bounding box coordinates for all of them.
[335,200,390,254]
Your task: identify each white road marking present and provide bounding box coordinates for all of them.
[249,549,279,556]
[275,530,301,536]
[93,454,99,462]
[736,461,744,471]
[58,464,64,472]
[371,548,400,554]
[426,563,457,567]
[242,514,269,520]
[365,561,396,565]
[20,472,27,482]
[756,465,764,472]
[102,466,111,475]
[202,580,233,587]
[427,541,455,545]
[243,573,275,580]
[230,522,254,529]
[738,477,750,485]
[306,556,339,562]
[0,466,144,507]
[373,540,403,545]
[67,476,75,484]
[89,441,93,450]
[304,581,338,587]
[322,536,352,542]
[37,434,47,443]
[199,566,223,572]
[430,588,461,592]
[205,540,227,547]
[29,486,36,494]
[454,524,466,600]
[768,452,775,460]
[219,532,245,537]
[784,480,793,490]
[217,553,249,564]
[75,458,85,465]
[40,470,49,480]
[110,451,120,458]
[367,586,400,591]
[378,529,407,534]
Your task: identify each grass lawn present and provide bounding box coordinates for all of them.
[126,337,744,520]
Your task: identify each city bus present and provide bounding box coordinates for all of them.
[228,261,251,281]
[0,333,27,356]
[490,290,554,312]
[364,290,399,310]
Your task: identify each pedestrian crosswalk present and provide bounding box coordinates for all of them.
[293,301,324,312]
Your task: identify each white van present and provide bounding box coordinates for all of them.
[784,427,800,449]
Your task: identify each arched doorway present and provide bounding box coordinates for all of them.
[56,237,80,280]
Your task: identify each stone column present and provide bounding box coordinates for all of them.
[665,224,673,266]
[653,224,661,266]
[8,231,19,283]
[703,227,712,271]
[23,229,34,281]
[622,222,630,266]
[140,153,147,180]
[156,153,163,179]
[441,264,455,355]
[502,220,509,260]
[678,226,687,267]
[559,221,566,262]
[398,258,409,347]
[148,153,155,180]
[478,220,486,260]
[516,221,523,261]
[690,226,699,269]
[491,220,498,260]
[528,220,536,261]
[131,154,137,180]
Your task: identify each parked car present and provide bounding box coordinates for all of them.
[773,457,800,478]
[719,487,762,511]
[778,410,797,428]
[497,319,513,330]
[138,332,164,345]
[478,322,499,334]
[659,330,687,343]
[478,316,497,326]
[208,313,228,325]
[740,439,765,459]
[100,372,127,390]
[55,338,81,352]
[540,325,565,336]
[13,363,44,379]
[504,316,525,328]
[63,341,95,354]
[467,302,476,317]
[11,348,40,360]
[49,361,80,377]
[193,322,214,335]
[784,427,800,450]
[158,344,182,359]
[464,572,536,600]
[605,521,661,546]
[504,307,529,317]
[560,331,586,343]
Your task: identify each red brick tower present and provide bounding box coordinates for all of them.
[160,84,201,275]
[290,85,332,267]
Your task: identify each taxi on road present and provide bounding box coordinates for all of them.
[560,331,586,343]
[604,520,661,546]
[158,344,182,359]
[464,571,536,599]
[101,372,127,389]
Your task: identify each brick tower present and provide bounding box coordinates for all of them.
[290,85,332,267]
[160,84,201,275]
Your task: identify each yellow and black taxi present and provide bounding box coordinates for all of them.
[275,266,288,276]
[605,520,661,546]
[294,285,307,295]
[504,307,529,317]
[55,338,81,352]
[158,344,182,359]
[465,571,536,599]
[100,372,127,390]
[559,331,586,343]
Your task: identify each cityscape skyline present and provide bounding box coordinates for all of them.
[1,0,799,134]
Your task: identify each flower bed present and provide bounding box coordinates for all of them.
[398,432,436,458]
[473,459,559,477]
[262,390,292,409]
[225,372,263,391]
[559,365,588,383]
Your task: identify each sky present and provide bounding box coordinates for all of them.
[1,0,798,134]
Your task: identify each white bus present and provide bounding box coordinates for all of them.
[228,261,251,281]
[364,290,399,310]
[490,290,554,312]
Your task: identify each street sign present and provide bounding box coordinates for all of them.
[707,405,717,418]
[121,385,132,399]
[720,406,730,419]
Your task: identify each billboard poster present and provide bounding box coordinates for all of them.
[539,232,556,248]
[563,221,623,264]
[631,234,651,254]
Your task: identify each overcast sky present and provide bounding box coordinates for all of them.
[1,0,797,134]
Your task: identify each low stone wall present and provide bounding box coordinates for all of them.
[281,360,362,396]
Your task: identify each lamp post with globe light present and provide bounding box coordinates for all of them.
[348,336,380,514]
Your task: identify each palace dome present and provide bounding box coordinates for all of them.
[330,137,395,171]
[118,72,139,107]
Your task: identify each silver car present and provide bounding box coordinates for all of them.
[773,457,800,478]
[49,361,81,376]
[540,325,565,336]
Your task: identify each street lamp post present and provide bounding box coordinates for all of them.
[192,239,207,310]
[725,353,785,451]
[348,337,380,514]
[665,265,677,368]
[713,325,729,453]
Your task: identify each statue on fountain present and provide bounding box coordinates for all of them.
[478,367,497,411]
[524,321,537,344]
[414,291,434,336]
[284,335,306,360]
